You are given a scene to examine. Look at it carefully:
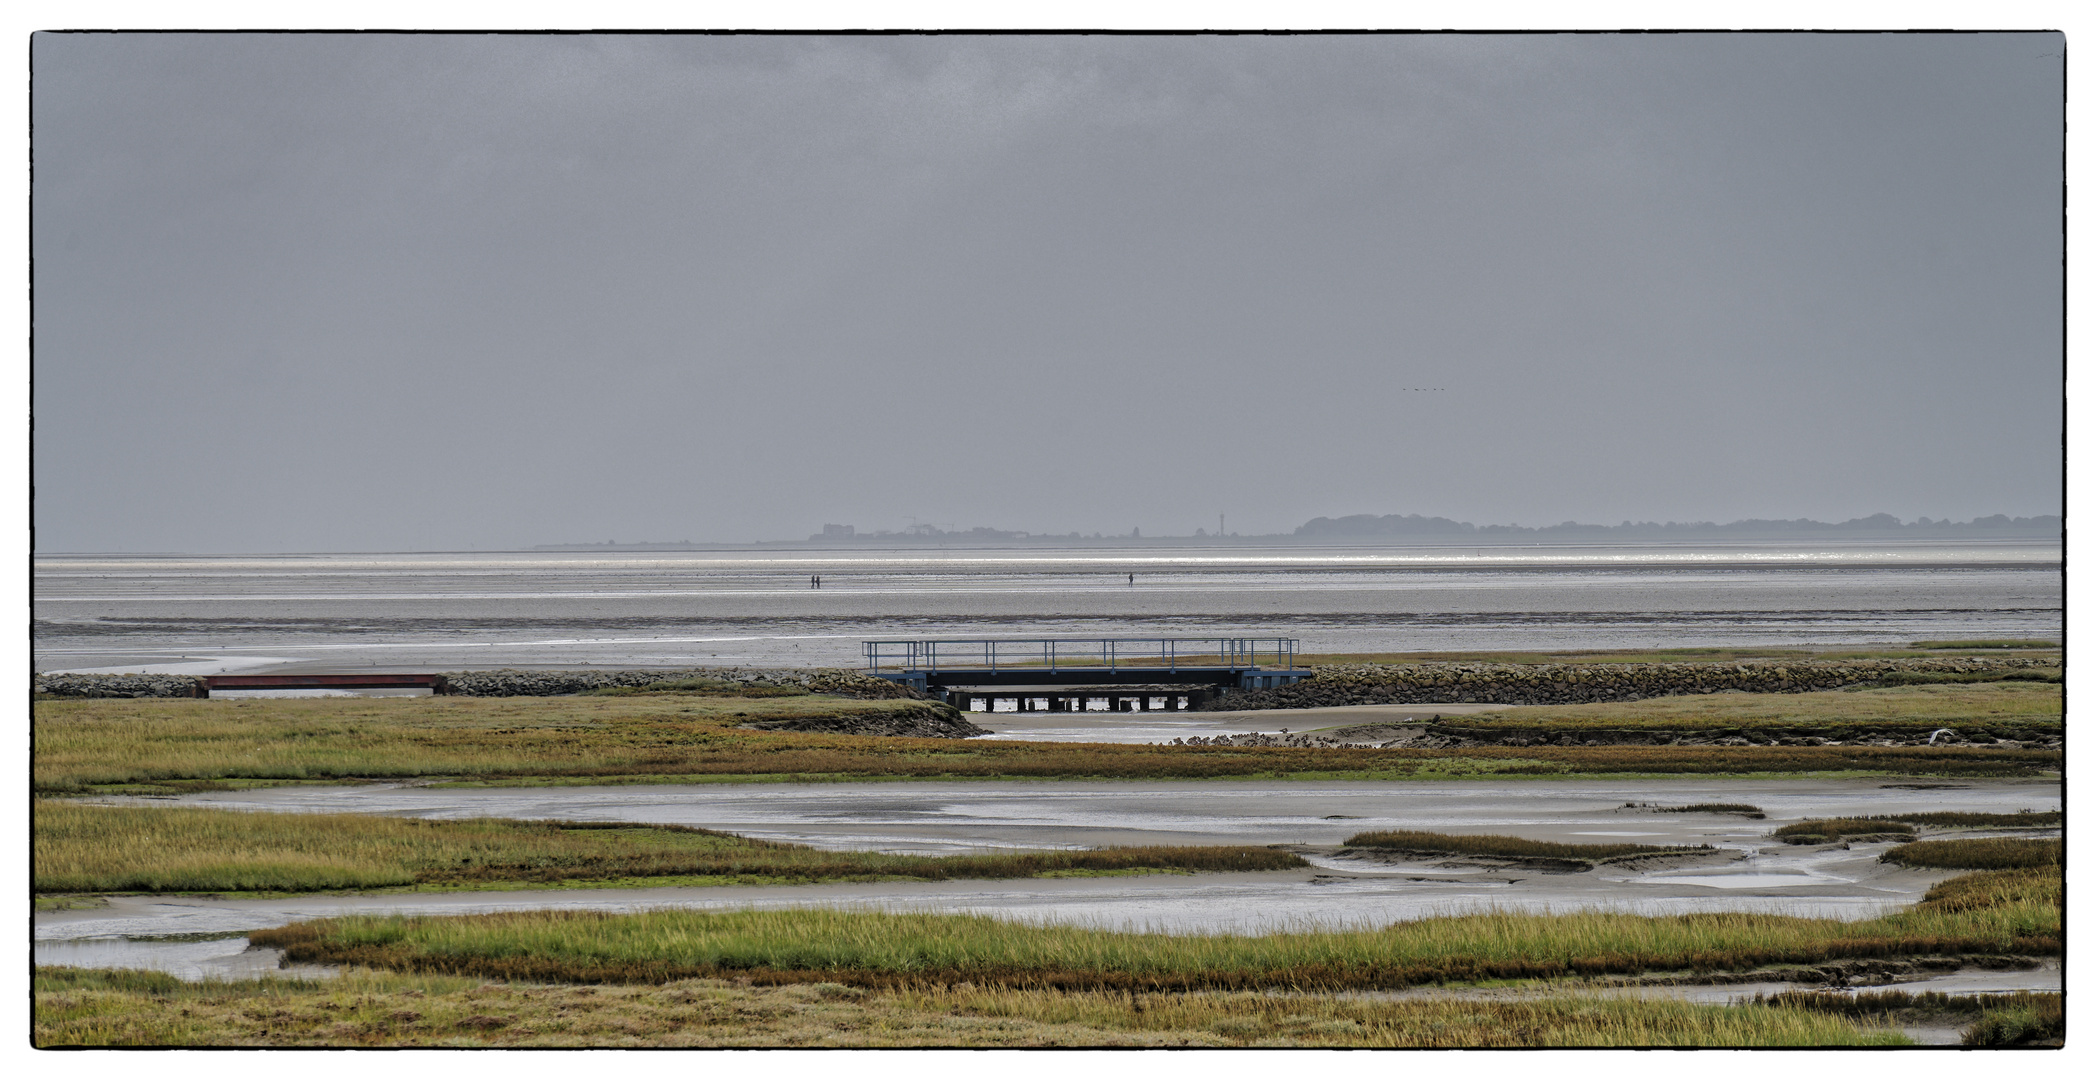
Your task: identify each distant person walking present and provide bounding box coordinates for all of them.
[1128,573,1134,585]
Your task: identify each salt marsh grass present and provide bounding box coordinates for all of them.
[250,866,2060,992]
[1754,989,2062,1047]
[1915,866,2059,912]
[1958,993,2066,1046]
[1775,813,2060,847]
[33,801,1304,895]
[32,967,1912,1047]
[33,694,2058,794]
[1772,819,1917,844]
[1656,803,1765,817]
[1341,830,1708,862]
[1456,681,2062,738]
[1881,837,2061,871]
[1870,810,2060,829]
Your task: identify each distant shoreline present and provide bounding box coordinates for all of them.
[529,530,2061,553]
[34,534,2063,560]
[533,514,2062,552]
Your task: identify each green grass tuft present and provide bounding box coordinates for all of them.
[246,863,2061,993]
[1960,995,2066,1046]
[1881,838,2061,871]
[1630,802,1764,817]
[1770,819,1915,845]
[1866,810,2059,829]
[1341,830,1709,862]
[34,801,1305,895]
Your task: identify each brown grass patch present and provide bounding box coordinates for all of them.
[1881,838,2062,871]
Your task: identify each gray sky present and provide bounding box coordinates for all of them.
[32,33,2063,552]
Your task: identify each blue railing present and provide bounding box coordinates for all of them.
[863,637,1299,675]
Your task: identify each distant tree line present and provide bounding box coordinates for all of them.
[1293,512,2062,539]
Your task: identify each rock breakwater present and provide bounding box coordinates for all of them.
[738,703,991,739]
[33,667,920,700]
[434,667,919,699]
[1206,658,2057,711]
[1169,724,2060,751]
[32,673,208,698]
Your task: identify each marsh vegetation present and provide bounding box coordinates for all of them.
[36,857,2062,1047]
[1623,802,1763,817]
[1426,681,2062,743]
[1879,838,2061,871]
[1771,819,1918,844]
[1772,813,2059,847]
[33,802,1303,896]
[33,684,2060,795]
[33,965,1928,1047]
[1340,830,1710,864]
[31,652,2065,1048]
[1754,988,2063,1047]
[244,860,2059,993]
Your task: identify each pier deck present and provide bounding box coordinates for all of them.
[863,637,1312,708]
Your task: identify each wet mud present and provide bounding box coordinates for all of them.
[44,775,2059,1006]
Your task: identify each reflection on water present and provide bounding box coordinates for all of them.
[98,777,2058,856]
[34,937,335,981]
[42,778,2059,954]
[1631,872,1827,890]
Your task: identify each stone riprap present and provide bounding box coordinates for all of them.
[33,667,919,700]
[1204,657,2058,711]
[737,703,992,739]
[32,673,208,698]
[434,667,919,699]
[1170,725,2060,750]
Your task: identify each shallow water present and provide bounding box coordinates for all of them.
[1352,963,2064,1045]
[48,776,2058,958]
[30,858,1934,950]
[33,541,2061,674]
[105,776,2058,855]
[34,937,336,982]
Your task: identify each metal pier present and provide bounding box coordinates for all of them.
[863,637,1311,711]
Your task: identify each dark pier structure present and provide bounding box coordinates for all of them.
[863,637,1311,713]
[200,673,450,695]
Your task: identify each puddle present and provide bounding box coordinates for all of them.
[1300,853,1489,875]
[1634,873,1828,890]
[35,936,336,981]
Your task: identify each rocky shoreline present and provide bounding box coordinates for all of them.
[433,667,920,699]
[32,666,990,740]
[33,666,922,701]
[1169,720,2061,751]
[737,704,992,739]
[32,672,211,698]
[1203,657,2057,711]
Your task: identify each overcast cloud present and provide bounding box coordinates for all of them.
[31,33,2064,552]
